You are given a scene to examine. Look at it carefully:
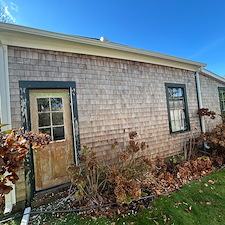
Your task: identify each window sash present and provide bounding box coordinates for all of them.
[165,83,189,133]
[219,88,225,114]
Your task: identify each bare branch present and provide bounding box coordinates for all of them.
[0,5,15,23]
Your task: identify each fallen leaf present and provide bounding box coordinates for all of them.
[199,201,203,204]
[206,202,212,205]
[183,202,188,205]
[204,183,208,187]
[175,202,182,206]
[208,180,214,184]
[153,220,159,225]
[185,208,191,213]
[146,217,157,220]
[111,223,116,225]
[199,190,203,193]
[189,206,192,211]
[130,222,136,225]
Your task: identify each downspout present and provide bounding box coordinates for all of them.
[195,67,210,149]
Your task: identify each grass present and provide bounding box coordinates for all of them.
[0,210,22,225]
[10,168,225,224]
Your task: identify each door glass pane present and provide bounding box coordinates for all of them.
[53,127,64,140]
[39,128,51,136]
[52,112,64,125]
[51,98,63,111]
[37,98,50,112]
[38,113,51,127]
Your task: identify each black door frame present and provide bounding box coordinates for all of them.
[19,80,80,204]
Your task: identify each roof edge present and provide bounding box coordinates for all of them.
[0,22,206,68]
[201,68,225,83]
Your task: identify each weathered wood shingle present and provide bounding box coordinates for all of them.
[8,46,202,202]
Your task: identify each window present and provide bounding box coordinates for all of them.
[37,97,65,141]
[218,88,225,116]
[165,83,190,133]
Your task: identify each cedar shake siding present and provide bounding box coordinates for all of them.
[199,73,225,131]
[8,46,216,203]
[8,46,201,161]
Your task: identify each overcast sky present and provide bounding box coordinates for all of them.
[1,0,225,76]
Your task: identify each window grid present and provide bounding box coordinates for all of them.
[220,89,225,114]
[165,84,189,133]
[37,97,65,141]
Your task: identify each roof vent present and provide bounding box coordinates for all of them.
[100,37,110,42]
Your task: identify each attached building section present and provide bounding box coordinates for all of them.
[199,71,225,131]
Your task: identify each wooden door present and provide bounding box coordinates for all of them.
[29,89,74,191]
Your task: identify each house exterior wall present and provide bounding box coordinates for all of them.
[199,73,225,131]
[8,46,202,202]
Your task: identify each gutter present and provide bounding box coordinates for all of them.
[201,68,225,84]
[0,22,206,68]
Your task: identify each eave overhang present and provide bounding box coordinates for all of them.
[0,22,206,71]
[201,68,225,84]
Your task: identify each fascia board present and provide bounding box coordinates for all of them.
[201,68,225,84]
[0,23,206,70]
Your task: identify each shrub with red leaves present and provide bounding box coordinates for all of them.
[197,108,216,119]
[0,128,50,210]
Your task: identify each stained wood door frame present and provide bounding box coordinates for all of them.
[19,81,80,204]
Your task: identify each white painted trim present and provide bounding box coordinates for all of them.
[20,207,31,225]
[4,179,16,214]
[0,43,11,130]
[201,68,225,84]
[0,22,206,71]
[0,43,16,213]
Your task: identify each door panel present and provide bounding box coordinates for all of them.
[29,89,74,191]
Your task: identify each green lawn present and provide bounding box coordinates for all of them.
[2,168,225,225]
[0,211,21,225]
[27,168,225,225]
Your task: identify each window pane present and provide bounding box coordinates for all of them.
[37,98,50,112]
[220,90,225,113]
[39,128,51,136]
[221,91,225,100]
[170,109,186,132]
[167,85,188,133]
[169,88,183,98]
[38,113,51,127]
[222,101,225,113]
[52,112,64,125]
[171,120,178,132]
[53,126,64,140]
[51,98,63,111]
